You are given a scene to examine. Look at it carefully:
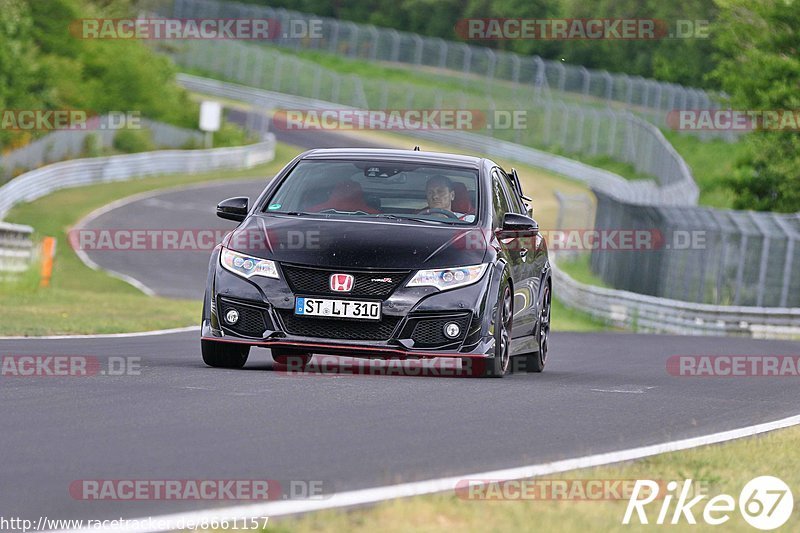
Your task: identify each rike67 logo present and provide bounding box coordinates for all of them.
[623,476,794,530]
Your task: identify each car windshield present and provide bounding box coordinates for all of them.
[263,159,479,224]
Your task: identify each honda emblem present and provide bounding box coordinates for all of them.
[330,273,354,292]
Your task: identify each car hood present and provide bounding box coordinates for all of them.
[224,214,488,270]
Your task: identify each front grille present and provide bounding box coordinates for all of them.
[277,310,401,341]
[219,298,270,337]
[410,314,471,348]
[281,264,410,299]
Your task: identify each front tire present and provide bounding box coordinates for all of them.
[201,339,250,369]
[476,281,513,378]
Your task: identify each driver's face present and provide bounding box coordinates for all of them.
[426,184,455,210]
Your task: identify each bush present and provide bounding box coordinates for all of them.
[112,129,155,154]
[81,133,101,158]
[212,122,256,148]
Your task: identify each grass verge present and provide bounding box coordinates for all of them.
[263,425,800,533]
[663,131,748,209]
[555,254,610,289]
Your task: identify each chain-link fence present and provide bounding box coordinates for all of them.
[167,39,699,205]
[590,191,800,308]
[162,0,735,141]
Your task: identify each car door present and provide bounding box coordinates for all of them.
[491,169,536,338]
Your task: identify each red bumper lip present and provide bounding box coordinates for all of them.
[200,336,490,359]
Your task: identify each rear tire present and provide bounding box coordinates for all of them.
[523,283,551,373]
[201,340,250,369]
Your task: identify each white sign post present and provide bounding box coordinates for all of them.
[199,101,222,149]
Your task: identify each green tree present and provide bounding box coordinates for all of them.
[0,0,43,147]
[0,0,198,149]
[553,0,718,86]
[711,0,800,212]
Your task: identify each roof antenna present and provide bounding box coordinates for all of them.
[413,145,420,151]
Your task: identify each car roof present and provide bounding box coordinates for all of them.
[298,148,484,170]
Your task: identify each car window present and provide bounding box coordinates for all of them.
[263,159,479,225]
[498,168,526,214]
[491,170,512,228]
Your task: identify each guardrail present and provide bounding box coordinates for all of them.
[0,138,275,221]
[0,222,35,274]
[0,118,205,181]
[552,256,800,340]
[0,137,276,273]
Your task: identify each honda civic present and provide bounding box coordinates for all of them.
[201,148,551,377]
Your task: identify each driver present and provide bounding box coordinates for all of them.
[422,174,471,220]
[425,175,456,211]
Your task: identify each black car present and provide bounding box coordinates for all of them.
[201,148,551,377]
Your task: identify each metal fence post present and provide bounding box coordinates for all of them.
[368,26,379,61]
[510,54,520,85]
[347,22,359,58]
[580,66,590,102]
[412,35,423,65]
[773,216,797,307]
[485,48,497,85]
[556,62,566,92]
[437,38,447,69]
[328,20,340,54]
[389,29,400,62]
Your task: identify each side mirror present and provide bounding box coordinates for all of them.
[216,197,249,222]
[501,212,538,236]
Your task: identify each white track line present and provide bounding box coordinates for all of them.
[0,326,199,341]
[53,412,800,533]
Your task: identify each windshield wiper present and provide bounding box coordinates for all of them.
[372,214,448,224]
[269,211,313,216]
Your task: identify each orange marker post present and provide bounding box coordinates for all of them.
[40,237,57,288]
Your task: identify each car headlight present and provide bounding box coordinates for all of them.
[406,264,488,291]
[220,248,279,279]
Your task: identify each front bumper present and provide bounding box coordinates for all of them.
[202,261,497,359]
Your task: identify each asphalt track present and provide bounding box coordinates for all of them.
[2,129,799,525]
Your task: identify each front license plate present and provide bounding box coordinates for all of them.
[295,297,382,320]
